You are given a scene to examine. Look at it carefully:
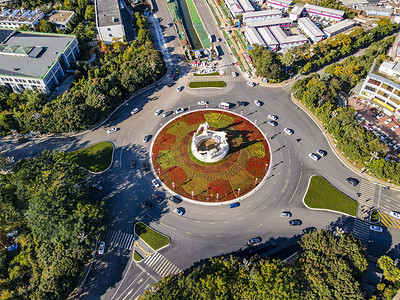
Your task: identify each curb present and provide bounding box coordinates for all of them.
[148,108,271,206]
[87,142,115,175]
[302,175,356,217]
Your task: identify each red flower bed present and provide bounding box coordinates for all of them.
[183,112,205,125]
[207,179,234,201]
[153,132,175,154]
[245,156,267,179]
[161,166,187,187]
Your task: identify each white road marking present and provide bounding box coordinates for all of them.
[258,223,263,227]
[160,222,177,231]
[288,169,303,204]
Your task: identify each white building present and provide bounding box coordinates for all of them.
[266,0,292,10]
[323,19,356,38]
[48,10,75,30]
[0,0,11,6]
[304,3,345,21]
[257,27,279,51]
[363,5,393,17]
[224,0,244,17]
[269,26,308,49]
[242,9,281,24]
[298,17,324,43]
[238,0,255,13]
[244,27,266,47]
[0,29,79,93]
[94,0,125,43]
[0,8,44,29]
[289,5,304,21]
[247,17,291,28]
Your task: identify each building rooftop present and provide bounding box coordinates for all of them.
[238,0,255,12]
[225,0,244,15]
[267,0,293,5]
[290,5,304,16]
[243,9,281,18]
[270,26,307,43]
[95,0,122,27]
[247,17,291,28]
[48,10,75,26]
[0,8,43,23]
[304,3,345,16]
[0,28,13,43]
[341,0,379,6]
[363,5,393,13]
[323,19,356,35]
[299,17,324,37]
[0,29,76,78]
[245,27,266,47]
[257,27,278,45]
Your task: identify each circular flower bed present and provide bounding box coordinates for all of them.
[151,110,270,202]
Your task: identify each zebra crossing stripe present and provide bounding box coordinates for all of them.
[160,262,175,276]
[154,259,170,274]
[147,253,161,267]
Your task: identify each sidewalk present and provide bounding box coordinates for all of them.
[133,234,154,260]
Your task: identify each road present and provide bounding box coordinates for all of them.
[1,2,400,300]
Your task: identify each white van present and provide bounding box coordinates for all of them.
[218,102,230,109]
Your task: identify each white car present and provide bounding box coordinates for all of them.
[370,225,383,232]
[316,149,327,157]
[376,113,384,119]
[246,82,255,87]
[394,144,400,150]
[284,128,294,135]
[92,184,103,191]
[391,125,399,131]
[390,211,400,219]
[107,128,117,134]
[155,110,162,116]
[131,108,139,115]
[232,72,238,77]
[176,108,185,114]
[268,114,278,120]
[152,179,160,188]
[98,242,105,254]
[389,140,397,147]
[143,135,150,143]
[254,100,262,107]
[173,208,184,216]
[309,153,320,161]
[384,118,392,125]
[198,101,208,105]
[177,86,183,92]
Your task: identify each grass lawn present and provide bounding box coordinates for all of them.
[194,72,220,76]
[304,176,358,216]
[66,142,113,172]
[371,211,380,222]
[135,223,170,250]
[188,81,226,88]
[133,251,143,262]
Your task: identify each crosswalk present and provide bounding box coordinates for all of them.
[379,212,400,229]
[142,252,181,277]
[100,230,135,250]
[358,181,376,212]
[352,219,370,245]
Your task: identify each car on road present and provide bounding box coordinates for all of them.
[107,128,117,134]
[176,108,185,114]
[370,225,383,232]
[229,202,240,208]
[385,118,393,125]
[98,242,105,254]
[247,237,262,246]
[268,120,278,127]
[167,22,173,27]
[17,137,29,143]
[92,184,103,191]
[143,201,154,210]
[163,110,173,117]
[143,162,150,172]
[376,113,384,119]
[268,114,278,120]
[130,160,136,169]
[391,125,399,131]
[143,135,150,143]
[177,56,182,62]
[316,149,327,157]
[173,208,184,216]
[198,101,208,105]
[152,179,160,188]
[288,220,302,226]
[280,211,292,218]
[167,82,174,87]
[169,195,181,204]
[346,177,358,186]
[247,82,255,87]
[284,128,294,135]
[131,108,139,115]
[390,211,400,219]
[177,86,183,92]
[254,100,262,106]
[308,153,320,161]
[152,193,163,203]
[232,72,238,77]
[155,110,163,116]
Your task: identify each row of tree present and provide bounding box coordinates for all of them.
[0,151,104,299]
[141,230,371,299]
[250,18,398,81]
[292,35,400,184]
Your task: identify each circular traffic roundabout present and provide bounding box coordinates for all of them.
[151,109,271,203]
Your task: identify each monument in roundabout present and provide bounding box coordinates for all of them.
[191,122,229,163]
[151,110,271,203]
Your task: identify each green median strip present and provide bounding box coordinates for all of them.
[186,0,211,48]
[133,251,143,262]
[304,176,358,216]
[65,141,113,173]
[194,71,219,76]
[135,222,170,251]
[188,81,226,88]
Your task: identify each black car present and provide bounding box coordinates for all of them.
[143,201,154,210]
[169,195,181,204]
[288,220,302,226]
[346,177,358,186]
[143,162,150,172]
[167,83,174,87]
[17,137,29,143]
[152,193,163,203]
[247,237,262,246]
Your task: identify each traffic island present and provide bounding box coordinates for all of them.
[134,222,170,251]
[133,251,143,262]
[188,81,226,88]
[303,175,358,216]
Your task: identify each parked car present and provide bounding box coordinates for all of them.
[198,101,208,105]
[308,153,320,161]
[107,128,117,134]
[143,135,150,143]
[246,82,255,87]
[280,211,292,218]
[370,225,383,232]
[232,72,238,77]
[173,208,184,216]
[163,110,173,117]
[247,237,262,246]
[177,86,183,92]
[229,202,240,208]
[176,108,185,114]
[155,110,163,116]
[152,179,160,188]
[391,125,399,131]
[254,100,262,107]
[17,137,29,143]
[376,113,384,119]
[390,211,400,219]
[98,242,105,254]
[143,201,154,210]
[316,149,327,157]
[169,195,181,204]
[92,184,103,191]
[131,108,139,115]
[130,160,136,169]
[346,177,358,186]
[288,220,302,226]
[143,162,150,172]
[268,114,278,120]
[152,193,163,203]
[284,128,294,135]
[384,118,393,125]
[389,140,397,147]
[167,82,174,87]
[268,120,278,127]
[394,144,400,150]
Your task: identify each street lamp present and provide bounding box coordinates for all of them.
[255,178,258,186]
[255,119,257,125]
[172,182,175,190]
[158,168,161,176]
[237,188,240,196]
[216,193,219,201]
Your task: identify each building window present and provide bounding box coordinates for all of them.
[368,78,381,86]
[365,85,376,92]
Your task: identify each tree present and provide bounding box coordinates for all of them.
[281,51,295,68]
[84,5,95,21]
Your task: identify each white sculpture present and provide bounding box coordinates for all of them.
[191,122,229,163]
